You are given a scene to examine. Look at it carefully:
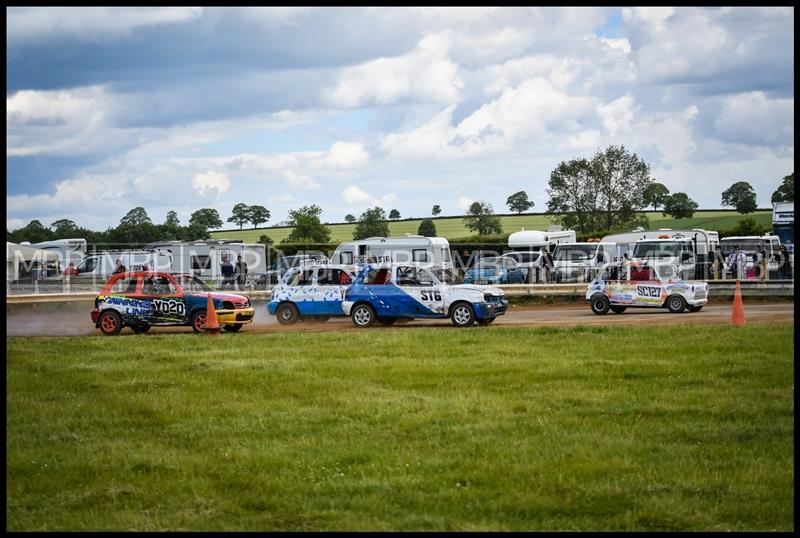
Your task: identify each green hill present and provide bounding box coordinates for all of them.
[210,209,773,244]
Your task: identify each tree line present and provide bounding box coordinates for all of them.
[8,147,793,247]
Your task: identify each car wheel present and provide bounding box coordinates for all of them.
[451,302,476,327]
[131,322,150,334]
[687,305,703,312]
[667,294,687,313]
[610,305,627,314]
[378,317,396,326]
[190,310,207,333]
[590,295,611,315]
[98,310,123,336]
[276,302,300,325]
[351,304,376,328]
[223,324,243,332]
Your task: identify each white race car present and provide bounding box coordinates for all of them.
[586,262,709,314]
[343,263,509,327]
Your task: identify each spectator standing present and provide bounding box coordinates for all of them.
[234,255,248,290]
[541,247,554,283]
[725,245,746,280]
[113,259,127,274]
[711,245,723,280]
[777,245,792,279]
[64,263,79,276]
[220,255,235,289]
[755,244,768,281]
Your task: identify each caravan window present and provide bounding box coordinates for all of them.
[340,251,354,265]
[191,255,211,270]
[412,249,428,262]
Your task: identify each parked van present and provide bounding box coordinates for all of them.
[552,241,615,283]
[602,228,719,280]
[507,228,577,283]
[70,250,173,281]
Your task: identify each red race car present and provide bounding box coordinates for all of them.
[90,272,255,335]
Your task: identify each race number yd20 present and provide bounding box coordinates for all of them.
[420,289,442,301]
[152,299,186,316]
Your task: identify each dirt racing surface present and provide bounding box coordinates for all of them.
[6,301,795,337]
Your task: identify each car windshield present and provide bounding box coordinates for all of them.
[173,275,211,292]
[554,245,596,261]
[477,257,514,269]
[633,241,680,259]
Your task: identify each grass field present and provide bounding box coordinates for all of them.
[6,323,793,531]
[210,210,773,244]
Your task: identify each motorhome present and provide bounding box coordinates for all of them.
[330,235,454,270]
[772,202,793,254]
[30,238,87,270]
[602,228,719,280]
[552,241,616,283]
[143,240,268,280]
[507,228,577,250]
[69,250,174,282]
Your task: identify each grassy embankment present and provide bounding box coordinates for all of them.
[7,323,793,531]
[210,210,773,244]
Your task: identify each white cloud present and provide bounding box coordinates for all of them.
[7,7,203,42]
[282,170,320,190]
[191,170,230,198]
[457,197,474,211]
[323,33,464,108]
[321,141,370,169]
[713,92,794,147]
[597,94,636,137]
[341,185,397,207]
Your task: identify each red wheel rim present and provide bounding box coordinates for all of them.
[101,315,117,332]
[195,313,207,330]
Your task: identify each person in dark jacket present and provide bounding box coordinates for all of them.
[777,245,792,279]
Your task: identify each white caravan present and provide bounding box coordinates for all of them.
[331,235,454,270]
[30,238,87,270]
[719,235,781,274]
[71,250,174,280]
[507,228,577,250]
[143,240,268,279]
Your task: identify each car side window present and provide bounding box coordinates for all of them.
[287,269,314,286]
[111,276,138,294]
[142,276,177,295]
[318,268,351,285]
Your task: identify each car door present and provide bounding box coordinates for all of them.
[394,266,446,317]
[137,274,187,325]
[314,267,354,315]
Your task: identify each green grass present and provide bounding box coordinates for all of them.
[6,323,793,531]
[211,210,773,244]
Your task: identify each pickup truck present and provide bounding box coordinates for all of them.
[342,263,508,327]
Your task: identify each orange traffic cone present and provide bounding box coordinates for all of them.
[203,293,221,334]
[731,279,746,327]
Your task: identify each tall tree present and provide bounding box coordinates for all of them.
[418,219,437,237]
[353,207,390,240]
[464,201,503,236]
[431,204,442,216]
[283,205,331,243]
[506,191,534,214]
[771,173,794,203]
[247,205,270,229]
[546,145,652,233]
[344,214,357,223]
[389,209,401,220]
[164,211,180,226]
[11,220,52,243]
[50,219,79,237]
[643,182,670,211]
[721,181,757,214]
[186,208,223,239]
[662,192,699,219]
[119,207,152,227]
[227,203,250,230]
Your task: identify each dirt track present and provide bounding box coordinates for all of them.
[6,301,795,337]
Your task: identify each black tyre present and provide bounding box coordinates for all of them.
[351,304,376,328]
[667,294,687,313]
[451,302,476,327]
[610,305,627,314]
[190,310,207,334]
[378,317,397,326]
[98,310,123,336]
[131,322,150,334]
[223,324,243,332]
[590,295,611,315]
[276,302,300,325]
[687,305,703,313]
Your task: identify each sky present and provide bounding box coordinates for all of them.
[6,6,795,232]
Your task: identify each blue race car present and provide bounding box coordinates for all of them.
[267,264,357,324]
[464,257,525,285]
